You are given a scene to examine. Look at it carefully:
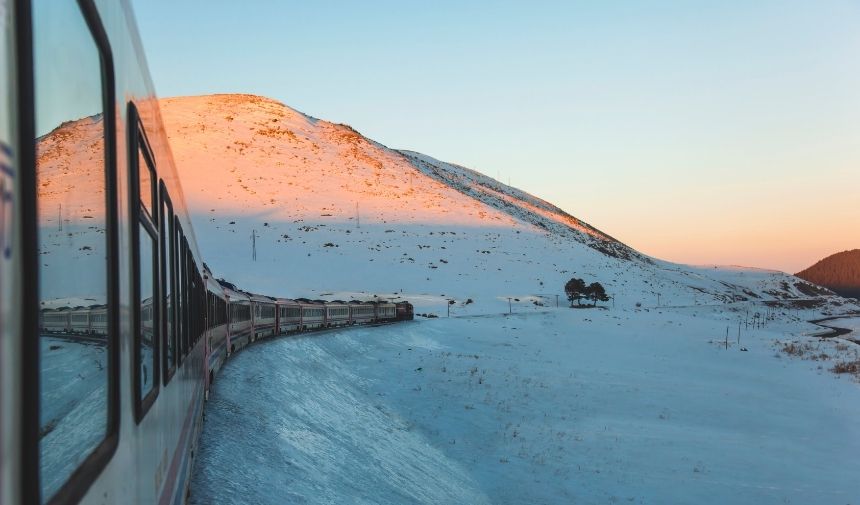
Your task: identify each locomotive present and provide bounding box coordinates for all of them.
[0,2,413,505]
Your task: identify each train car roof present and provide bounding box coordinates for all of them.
[221,284,250,302]
[247,293,276,303]
[275,298,300,305]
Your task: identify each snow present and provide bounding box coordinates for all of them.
[828,317,860,338]
[39,336,108,499]
[39,94,860,502]
[190,308,860,504]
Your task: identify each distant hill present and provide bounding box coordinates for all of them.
[796,250,860,299]
[36,93,849,312]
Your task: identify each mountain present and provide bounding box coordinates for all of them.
[153,94,841,313]
[796,250,860,299]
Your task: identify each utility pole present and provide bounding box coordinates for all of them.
[555,294,559,308]
[251,229,257,261]
[725,326,729,350]
[507,297,512,315]
[58,204,62,231]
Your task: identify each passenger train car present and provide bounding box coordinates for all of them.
[0,2,413,505]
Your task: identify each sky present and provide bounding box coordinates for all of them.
[131,0,860,273]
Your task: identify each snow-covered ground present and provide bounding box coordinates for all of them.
[190,307,860,505]
[39,336,108,498]
[827,316,860,338]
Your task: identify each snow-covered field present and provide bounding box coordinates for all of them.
[39,336,108,498]
[190,307,860,505]
[829,317,860,338]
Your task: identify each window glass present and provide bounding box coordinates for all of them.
[138,222,156,399]
[33,0,109,500]
[175,229,184,357]
[161,198,174,373]
[138,149,153,218]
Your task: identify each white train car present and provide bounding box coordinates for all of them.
[40,308,71,334]
[325,302,350,328]
[250,294,277,340]
[89,305,108,337]
[376,302,397,322]
[276,299,302,334]
[205,273,229,386]
[223,284,252,355]
[69,307,92,335]
[299,301,326,330]
[350,302,376,325]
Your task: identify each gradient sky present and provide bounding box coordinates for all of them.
[131,0,860,273]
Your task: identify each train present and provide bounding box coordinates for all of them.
[0,2,413,505]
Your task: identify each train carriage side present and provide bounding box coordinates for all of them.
[250,294,277,340]
[222,285,252,355]
[89,305,109,337]
[40,308,71,334]
[325,302,350,328]
[299,301,325,330]
[349,301,375,325]
[376,302,397,322]
[276,298,302,334]
[204,274,228,387]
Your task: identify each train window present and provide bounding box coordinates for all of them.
[160,186,175,381]
[138,148,154,219]
[174,220,184,364]
[181,237,190,353]
[33,0,117,502]
[130,105,159,420]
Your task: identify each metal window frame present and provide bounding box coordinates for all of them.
[159,181,176,384]
[128,102,160,423]
[174,217,185,366]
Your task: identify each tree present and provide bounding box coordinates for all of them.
[587,282,609,306]
[565,278,587,306]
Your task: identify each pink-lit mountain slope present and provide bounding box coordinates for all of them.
[150,94,854,316]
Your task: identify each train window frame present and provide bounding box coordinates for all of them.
[22,1,121,504]
[128,102,160,423]
[159,182,176,384]
[174,218,184,366]
[180,234,190,355]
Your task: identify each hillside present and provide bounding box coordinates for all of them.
[156,94,840,314]
[796,249,860,299]
[35,94,851,314]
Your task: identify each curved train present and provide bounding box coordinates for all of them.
[0,1,411,505]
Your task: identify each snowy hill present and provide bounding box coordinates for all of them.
[151,94,845,315]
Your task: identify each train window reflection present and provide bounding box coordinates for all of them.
[161,194,175,377]
[34,0,110,500]
[138,222,157,401]
[139,149,154,218]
